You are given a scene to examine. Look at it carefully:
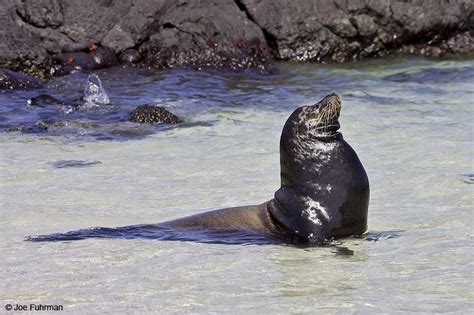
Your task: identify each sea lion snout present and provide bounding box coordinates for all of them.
[318,93,341,108]
[311,93,341,117]
[304,93,342,134]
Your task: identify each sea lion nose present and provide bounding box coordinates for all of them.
[320,93,342,116]
[323,93,341,106]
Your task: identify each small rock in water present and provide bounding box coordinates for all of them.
[27,94,64,106]
[130,105,182,124]
[83,73,110,107]
[5,120,49,133]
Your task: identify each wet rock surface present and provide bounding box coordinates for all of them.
[0,0,472,77]
[51,47,119,76]
[130,105,182,124]
[240,0,474,63]
[0,68,43,90]
[26,94,65,106]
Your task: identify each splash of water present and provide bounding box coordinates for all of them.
[83,73,110,107]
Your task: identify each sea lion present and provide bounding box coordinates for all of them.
[268,93,369,241]
[29,93,369,244]
[162,93,369,243]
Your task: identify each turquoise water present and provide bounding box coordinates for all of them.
[0,57,473,313]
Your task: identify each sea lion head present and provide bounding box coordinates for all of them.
[278,93,344,186]
[270,93,369,244]
[283,93,342,141]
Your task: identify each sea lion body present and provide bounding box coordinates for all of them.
[270,134,369,241]
[163,93,369,243]
[29,93,369,244]
[162,202,281,237]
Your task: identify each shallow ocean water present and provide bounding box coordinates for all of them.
[0,57,473,313]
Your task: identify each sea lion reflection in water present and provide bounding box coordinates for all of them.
[30,94,369,245]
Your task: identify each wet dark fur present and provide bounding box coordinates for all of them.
[163,93,369,243]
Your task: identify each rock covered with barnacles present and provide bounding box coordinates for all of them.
[129,105,182,124]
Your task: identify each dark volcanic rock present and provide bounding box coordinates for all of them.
[239,0,474,63]
[53,52,96,70]
[92,47,119,69]
[6,120,49,133]
[130,105,182,124]
[0,0,472,76]
[147,38,272,72]
[119,49,142,64]
[16,0,64,29]
[27,94,64,106]
[51,47,119,75]
[0,68,43,90]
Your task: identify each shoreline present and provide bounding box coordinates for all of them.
[0,0,472,78]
